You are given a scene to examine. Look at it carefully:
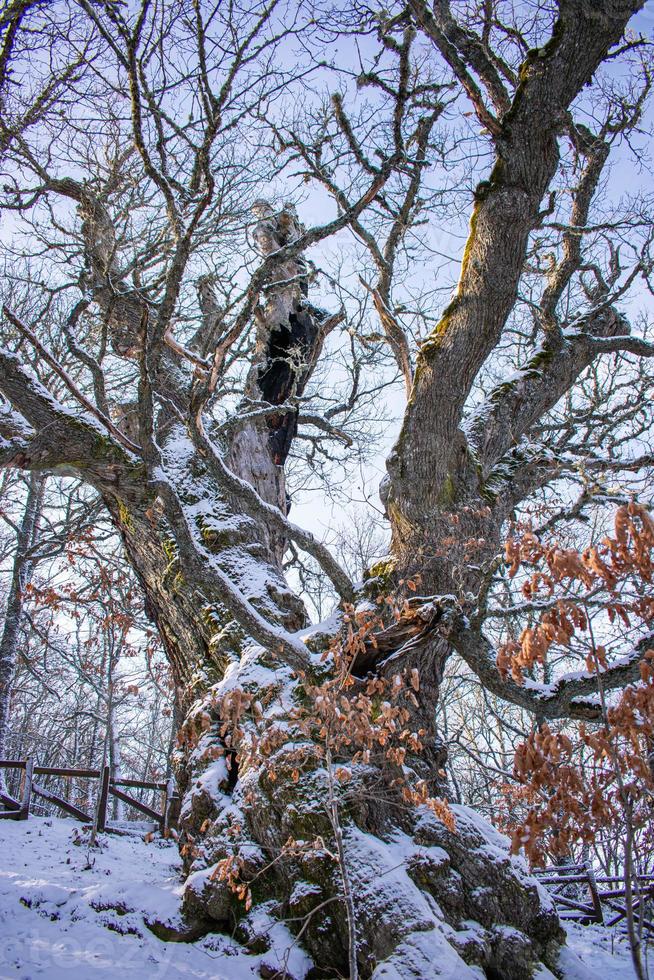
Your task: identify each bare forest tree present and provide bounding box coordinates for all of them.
[0,472,172,816]
[1,0,654,976]
[0,471,45,776]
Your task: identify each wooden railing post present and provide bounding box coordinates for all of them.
[585,861,604,924]
[3,760,173,831]
[162,776,179,835]
[19,758,33,821]
[96,765,111,833]
[0,759,23,815]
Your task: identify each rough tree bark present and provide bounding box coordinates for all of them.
[0,0,650,976]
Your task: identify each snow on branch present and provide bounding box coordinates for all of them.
[453,625,647,722]
[0,345,138,480]
[193,417,355,602]
[151,468,312,675]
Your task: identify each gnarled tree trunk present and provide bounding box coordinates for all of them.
[64,205,565,977]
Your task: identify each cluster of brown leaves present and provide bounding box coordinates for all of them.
[210,835,333,914]
[210,853,251,910]
[291,605,455,829]
[197,604,454,829]
[438,505,493,563]
[496,502,654,864]
[499,653,654,863]
[189,603,457,908]
[499,502,654,683]
[176,706,213,751]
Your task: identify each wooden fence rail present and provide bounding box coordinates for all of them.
[536,862,654,936]
[0,759,179,834]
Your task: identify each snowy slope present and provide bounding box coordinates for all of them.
[0,817,644,979]
[0,817,309,979]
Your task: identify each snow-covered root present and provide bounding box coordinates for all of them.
[176,645,567,979]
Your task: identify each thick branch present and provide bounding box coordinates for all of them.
[467,310,627,473]
[538,129,610,337]
[408,0,508,134]
[2,306,140,454]
[152,470,311,675]
[453,625,649,722]
[0,346,138,488]
[391,0,642,526]
[467,298,654,482]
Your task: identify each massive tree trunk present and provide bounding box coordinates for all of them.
[153,464,567,979]
[39,203,561,976]
[106,208,564,973]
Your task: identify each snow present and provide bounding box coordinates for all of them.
[0,816,646,979]
[0,817,307,979]
[371,929,482,979]
[557,922,644,980]
[522,646,643,699]
[448,804,556,909]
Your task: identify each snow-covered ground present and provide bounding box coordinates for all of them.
[0,817,309,979]
[0,817,645,979]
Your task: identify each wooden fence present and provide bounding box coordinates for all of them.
[536,862,654,935]
[0,759,179,834]
[3,767,650,932]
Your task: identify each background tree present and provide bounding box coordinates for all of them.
[0,471,45,782]
[0,471,172,818]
